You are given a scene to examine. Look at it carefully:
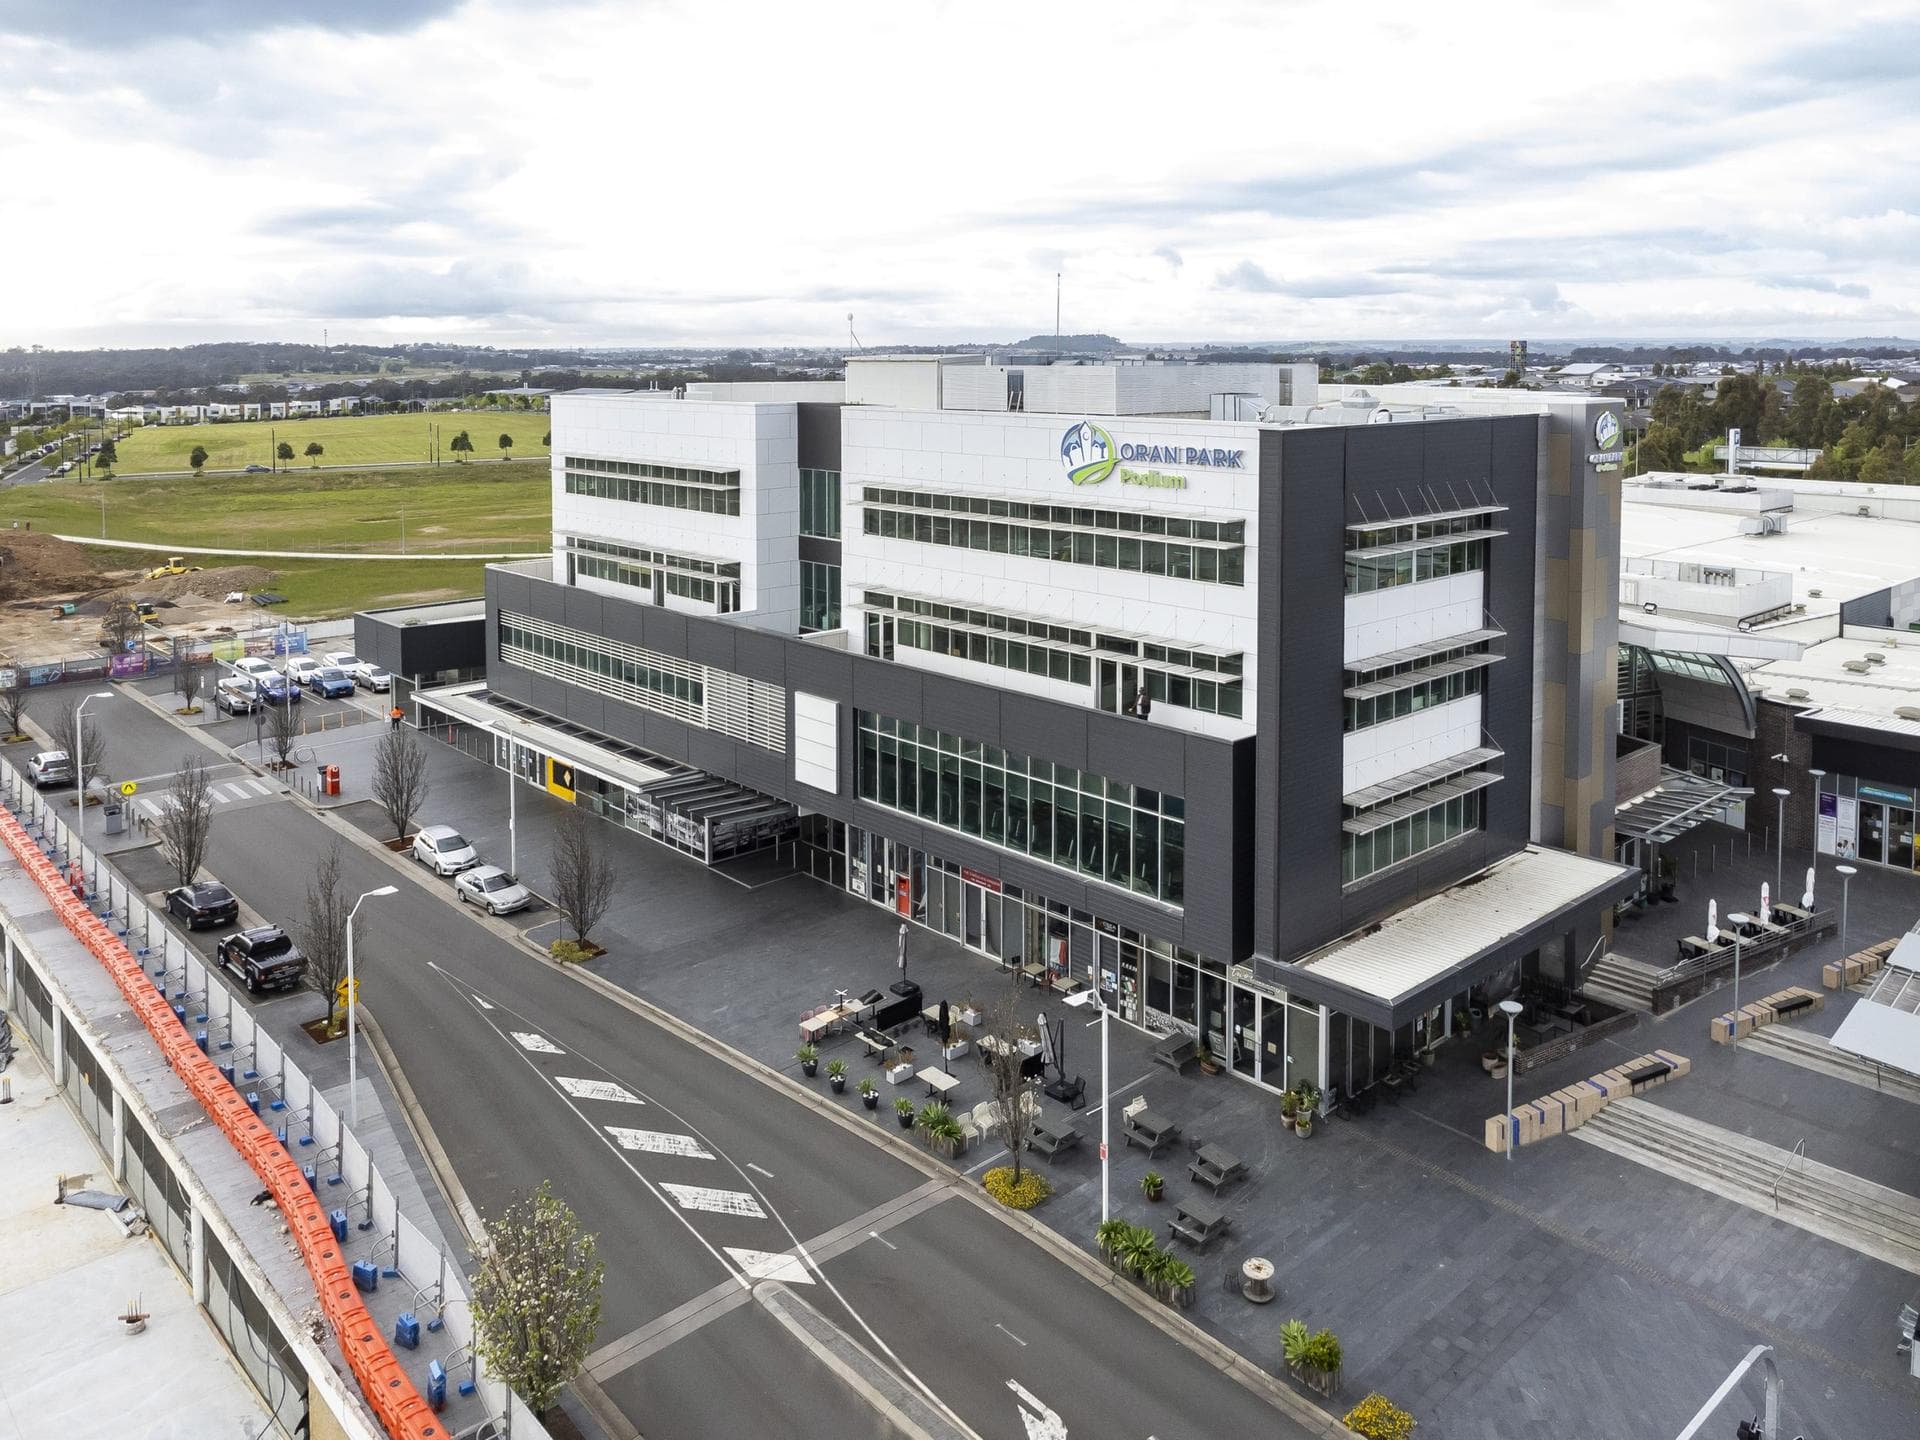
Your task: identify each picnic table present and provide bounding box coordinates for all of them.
[1167,1195,1229,1249]
[1188,1143,1247,1195]
[920,1066,960,1101]
[856,1028,895,1063]
[1123,1107,1179,1156]
[1027,1112,1081,1158]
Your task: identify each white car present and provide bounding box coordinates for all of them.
[411,824,479,875]
[453,865,531,915]
[26,750,74,786]
[233,657,279,683]
[215,677,260,715]
[325,651,392,692]
[282,655,324,685]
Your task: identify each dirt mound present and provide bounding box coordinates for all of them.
[0,531,106,602]
[111,565,275,603]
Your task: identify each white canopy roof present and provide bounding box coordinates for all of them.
[1830,930,1920,1079]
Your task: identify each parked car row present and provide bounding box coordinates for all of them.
[220,648,389,711]
[411,823,532,914]
[163,880,309,995]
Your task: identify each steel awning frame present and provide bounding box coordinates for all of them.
[1342,771,1501,835]
[1344,527,1508,561]
[1615,768,1752,844]
[1344,650,1503,701]
[1347,626,1507,675]
[1343,744,1506,810]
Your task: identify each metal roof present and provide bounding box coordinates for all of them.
[1342,771,1501,835]
[1830,930,1920,1078]
[1344,650,1502,700]
[1344,526,1507,561]
[1615,767,1752,843]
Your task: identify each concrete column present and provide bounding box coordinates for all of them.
[51,1001,64,1087]
[111,1088,126,1183]
[189,1204,208,1306]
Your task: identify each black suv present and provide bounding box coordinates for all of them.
[215,926,309,995]
[165,881,239,930]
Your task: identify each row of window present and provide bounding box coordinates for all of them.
[856,711,1186,905]
[565,455,741,486]
[862,505,1245,585]
[800,467,842,538]
[861,591,1243,676]
[500,614,705,716]
[1345,512,1498,552]
[1343,666,1484,732]
[1344,538,1487,594]
[1347,639,1488,688]
[800,559,841,631]
[861,487,1247,543]
[568,534,740,578]
[573,554,739,611]
[565,469,742,516]
[1343,788,1482,884]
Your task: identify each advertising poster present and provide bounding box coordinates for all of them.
[1817,792,1838,855]
[1837,797,1858,858]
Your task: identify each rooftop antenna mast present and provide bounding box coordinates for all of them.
[1055,272,1061,357]
[847,312,864,353]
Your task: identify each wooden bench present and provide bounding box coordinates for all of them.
[1151,1032,1197,1073]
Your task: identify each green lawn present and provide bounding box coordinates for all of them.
[106,411,549,474]
[1,464,551,554]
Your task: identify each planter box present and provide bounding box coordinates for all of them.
[1016,1039,1042,1058]
[943,1040,971,1060]
[1286,1361,1339,1399]
[884,1063,916,1086]
[958,1007,983,1028]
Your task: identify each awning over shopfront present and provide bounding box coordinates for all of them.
[1255,845,1639,1029]
[1830,930,1920,1078]
[635,772,797,864]
[1615,767,1752,845]
[415,681,691,794]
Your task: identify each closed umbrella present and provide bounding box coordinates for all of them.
[938,999,950,1046]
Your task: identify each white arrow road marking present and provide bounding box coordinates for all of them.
[605,1127,712,1159]
[511,1030,563,1054]
[723,1247,813,1284]
[474,996,494,1010]
[661,1184,766,1218]
[1008,1379,1067,1440]
[556,1076,643,1104]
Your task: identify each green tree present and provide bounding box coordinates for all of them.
[304,441,324,466]
[498,432,513,459]
[1858,437,1906,486]
[449,430,474,462]
[1634,422,1689,472]
[542,431,550,446]
[1784,375,1833,449]
[189,445,209,472]
[276,440,295,462]
[470,1181,604,1419]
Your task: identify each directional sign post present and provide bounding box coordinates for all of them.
[119,781,137,797]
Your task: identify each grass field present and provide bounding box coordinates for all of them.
[83,550,498,619]
[107,411,550,474]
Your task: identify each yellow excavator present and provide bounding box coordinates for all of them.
[145,555,202,579]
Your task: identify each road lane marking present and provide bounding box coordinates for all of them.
[994,1322,1027,1347]
[1009,1379,1068,1440]
[556,1076,643,1104]
[245,777,275,795]
[605,1127,712,1159]
[660,1184,766,1218]
[746,1162,774,1178]
[723,1247,813,1284]
[511,1030,564,1054]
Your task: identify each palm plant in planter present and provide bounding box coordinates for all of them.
[916,1101,965,1158]
[1160,1256,1197,1309]
[858,1076,879,1110]
[1140,1170,1165,1202]
[1116,1223,1159,1281]
[796,1042,819,1077]
[826,1058,848,1093]
[894,1095,917,1129]
[1095,1218,1132,1268]
[1282,1319,1342,1397]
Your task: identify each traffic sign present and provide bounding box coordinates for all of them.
[119,781,137,796]
[335,978,360,1005]
[1098,1142,1108,1161]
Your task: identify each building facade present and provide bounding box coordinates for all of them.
[383,358,1635,1103]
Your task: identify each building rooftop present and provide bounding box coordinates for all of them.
[358,596,486,626]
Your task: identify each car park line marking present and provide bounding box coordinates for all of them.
[660,1184,766,1218]
[555,1076,642,1104]
[994,1322,1028,1347]
[510,1030,564,1054]
[868,1231,898,1251]
[605,1127,712,1159]
[746,1162,775,1178]
[722,1247,813,1285]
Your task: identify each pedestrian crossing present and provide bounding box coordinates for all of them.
[133,775,281,819]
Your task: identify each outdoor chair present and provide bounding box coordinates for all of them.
[1223,1263,1242,1295]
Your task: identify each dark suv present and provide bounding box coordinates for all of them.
[215,926,308,995]
[165,881,239,930]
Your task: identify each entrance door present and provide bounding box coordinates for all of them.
[1229,986,1258,1080]
[1861,803,1888,865]
[1893,808,1917,870]
[963,883,983,951]
[1259,993,1288,1087]
[1285,1002,1321,1093]
[1096,660,1144,714]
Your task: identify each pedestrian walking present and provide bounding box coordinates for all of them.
[388,705,404,731]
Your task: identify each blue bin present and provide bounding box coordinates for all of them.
[426,1360,447,1412]
[351,1260,378,1293]
[394,1312,420,1350]
[194,1031,208,1053]
[329,1209,347,1242]
[244,1092,260,1114]
[217,1063,235,1085]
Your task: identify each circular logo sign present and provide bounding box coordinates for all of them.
[119,781,137,796]
[1594,410,1622,450]
[1059,420,1118,486]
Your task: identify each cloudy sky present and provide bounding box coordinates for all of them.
[2,0,1916,349]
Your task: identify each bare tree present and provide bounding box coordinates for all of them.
[470,1180,604,1419]
[100,602,145,655]
[156,753,215,886]
[172,652,211,714]
[984,994,1039,1186]
[298,841,355,1033]
[264,695,299,769]
[49,698,107,795]
[371,725,428,839]
[548,805,615,946]
[0,679,26,741]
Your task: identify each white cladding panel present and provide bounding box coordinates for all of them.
[793,691,840,793]
[549,393,800,630]
[1344,571,1486,666]
[1342,695,1484,794]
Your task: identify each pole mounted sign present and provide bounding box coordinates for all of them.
[1059,420,1243,490]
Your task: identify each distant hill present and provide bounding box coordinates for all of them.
[1007,333,1124,352]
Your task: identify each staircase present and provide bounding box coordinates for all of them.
[1574,1097,1920,1274]
[1581,952,1661,1012]
[1742,1026,1920,1106]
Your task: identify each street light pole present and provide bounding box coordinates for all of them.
[73,690,112,866]
[1835,865,1857,947]
[1770,786,1791,899]
[1498,998,1524,1160]
[1064,987,1110,1223]
[1808,769,1825,866]
[1726,912,1751,1017]
[345,885,398,1130]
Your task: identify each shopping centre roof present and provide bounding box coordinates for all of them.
[1830,930,1920,1078]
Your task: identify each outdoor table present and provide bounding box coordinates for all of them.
[800,1010,841,1041]
[1168,1195,1228,1249]
[1028,1114,1081,1156]
[1017,960,1047,987]
[920,1066,959,1101]
[1123,1107,1178,1155]
[1772,904,1811,924]
[857,1028,894,1062]
[1189,1143,1246,1194]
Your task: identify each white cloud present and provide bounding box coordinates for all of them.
[0,0,1916,347]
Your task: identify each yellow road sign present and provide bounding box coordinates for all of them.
[119,781,137,796]
[335,978,360,1005]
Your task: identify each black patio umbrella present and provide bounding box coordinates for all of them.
[937,999,950,1045]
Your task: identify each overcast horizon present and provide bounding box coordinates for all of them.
[3,0,1917,351]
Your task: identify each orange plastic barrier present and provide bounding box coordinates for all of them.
[0,808,446,1439]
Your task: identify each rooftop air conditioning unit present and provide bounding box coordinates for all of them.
[1858,505,1873,517]
[1842,660,1872,673]
[1897,706,1920,722]
[1808,588,1824,599]
[1865,653,1886,664]
[1786,687,1811,700]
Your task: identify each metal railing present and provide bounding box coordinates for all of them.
[1770,1137,1806,1211]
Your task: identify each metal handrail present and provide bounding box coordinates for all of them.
[1770,1137,1806,1210]
[1652,907,1828,986]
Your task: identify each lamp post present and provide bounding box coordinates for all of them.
[487,725,518,878]
[73,690,112,863]
[1726,911,1752,1017]
[346,885,398,1130]
[1498,998,1524,1160]
[1834,864,1857,947]
[1808,769,1826,866]
[1770,786,1791,898]
[1064,987,1109,1222]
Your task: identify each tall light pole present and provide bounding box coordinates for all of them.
[1834,864,1857,948]
[73,690,112,863]
[1726,911,1752,1017]
[1498,998,1524,1160]
[1064,987,1109,1222]
[1771,786,1791,898]
[346,885,398,1129]
[1808,768,1826,864]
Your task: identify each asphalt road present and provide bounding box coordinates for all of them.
[6,696,1319,1440]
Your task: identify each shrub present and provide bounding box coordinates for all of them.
[915,1101,962,1140]
[1343,1393,1415,1440]
[1281,1319,1311,1367]
[1159,1256,1195,1293]
[982,1166,1052,1209]
[1301,1329,1344,1374]
[548,939,592,964]
[893,1096,917,1115]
